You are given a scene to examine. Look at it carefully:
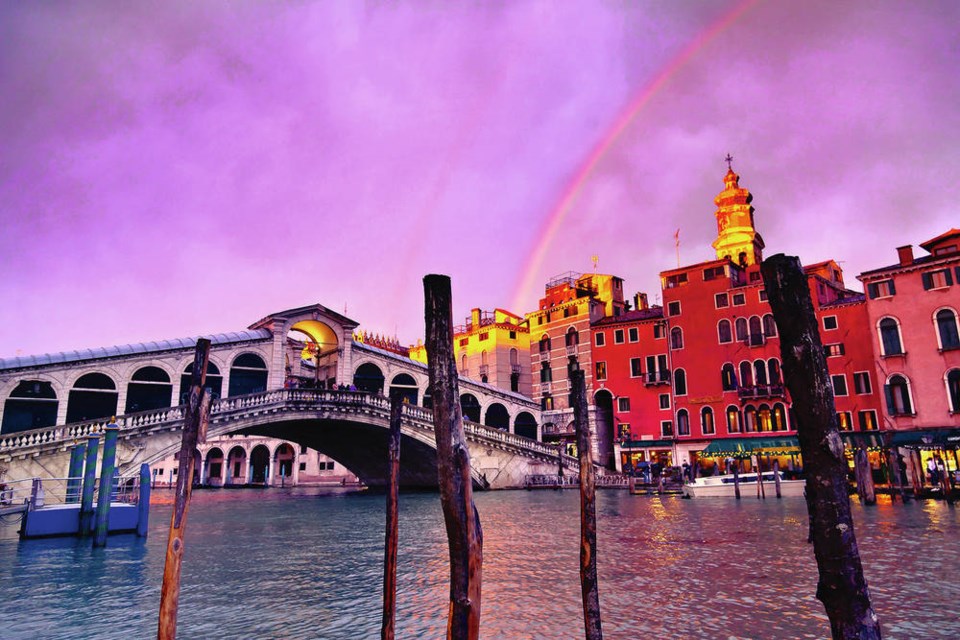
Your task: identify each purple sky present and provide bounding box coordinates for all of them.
[2,1,958,358]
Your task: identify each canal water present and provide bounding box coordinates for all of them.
[1,488,958,639]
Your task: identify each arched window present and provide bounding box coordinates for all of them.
[739,361,753,388]
[674,369,687,396]
[565,327,579,346]
[539,335,551,353]
[677,409,690,436]
[763,314,777,337]
[749,316,763,344]
[726,405,742,433]
[946,369,960,413]
[935,308,960,350]
[721,363,737,391]
[884,374,913,416]
[484,403,510,430]
[670,327,684,350]
[480,351,488,366]
[67,373,118,423]
[758,404,772,432]
[2,380,58,434]
[460,353,468,373]
[754,360,768,386]
[228,353,268,396]
[768,359,782,386]
[509,348,519,365]
[718,319,732,344]
[701,407,715,435]
[126,366,173,413]
[743,405,758,432]
[180,361,222,404]
[735,318,748,342]
[540,362,552,383]
[389,373,419,405]
[772,403,787,431]
[353,362,385,394]
[460,394,481,422]
[878,317,903,356]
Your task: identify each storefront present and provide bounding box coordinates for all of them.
[616,439,674,475]
[697,436,802,477]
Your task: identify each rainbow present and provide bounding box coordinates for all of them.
[509,0,759,312]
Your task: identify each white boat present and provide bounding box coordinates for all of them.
[682,471,806,498]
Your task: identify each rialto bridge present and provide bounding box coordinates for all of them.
[0,304,575,489]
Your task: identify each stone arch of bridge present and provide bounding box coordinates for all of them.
[134,413,486,490]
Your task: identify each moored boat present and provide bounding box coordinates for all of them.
[682,471,805,498]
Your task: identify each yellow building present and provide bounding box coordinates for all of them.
[409,307,531,396]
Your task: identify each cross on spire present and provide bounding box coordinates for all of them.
[725,153,734,171]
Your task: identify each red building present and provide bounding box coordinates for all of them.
[590,164,882,471]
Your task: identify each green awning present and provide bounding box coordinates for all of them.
[889,428,960,449]
[699,436,800,458]
[621,439,674,449]
[841,432,887,450]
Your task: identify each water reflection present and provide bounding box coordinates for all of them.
[0,488,957,639]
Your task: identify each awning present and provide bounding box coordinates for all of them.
[621,439,674,449]
[699,436,800,458]
[841,432,887,451]
[889,428,960,449]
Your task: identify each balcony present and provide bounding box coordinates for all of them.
[642,371,671,386]
[737,384,785,400]
[565,344,578,356]
[511,364,522,375]
[542,421,574,437]
[478,365,489,377]
[540,381,552,393]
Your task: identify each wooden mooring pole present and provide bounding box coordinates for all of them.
[762,255,881,639]
[381,395,403,640]
[423,275,482,640]
[157,339,212,640]
[571,369,603,640]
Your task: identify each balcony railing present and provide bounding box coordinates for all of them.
[643,371,671,386]
[744,333,766,347]
[737,384,785,400]
[540,381,552,393]
[511,364,522,375]
[565,344,578,356]
[478,365,489,377]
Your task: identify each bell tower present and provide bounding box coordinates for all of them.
[711,155,764,268]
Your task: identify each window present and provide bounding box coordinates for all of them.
[299,462,307,472]
[300,445,307,454]
[772,404,787,431]
[750,271,762,282]
[726,406,742,433]
[479,332,489,341]
[732,292,746,306]
[867,279,896,299]
[459,338,469,347]
[595,362,607,381]
[762,314,777,337]
[645,355,669,383]
[540,363,552,383]
[701,407,715,435]
[665,273,688,288]
[668,301,681,316]
[837,411,853,431]
[661,421,674,437]
[566,328,579,346]
[704,265,725,280]
[759,289,768,302]
[832,374,848,396]
[922,269,954,290]
[748,316,764,345]
[858,410,878,431]
[509,331,517,339]
[884,374,913,416]
[617,397,631,412]
[946,369,960,412]
[768,359,782,385]
[541,395,553,410]
[823,316,838,331]
[630,358,642,377]
[754,360,768,386]
[715,293,729,308]
[735,318,748,341]
[739,361,754,388]
[614,329,625,344]
[677,410,690,436]
[758,405,773,432]
[670,327,684,350]
[595,332,605,347]
[743,405,758,432]
[653,323,665,339]
[659,393,670,410]
[854,372,872,395]
[824,344,846,357]
[674,369,687,396]
[936,309,960,350]
[878,317,904,356]
[628,327,639,343]
[721,363,737,391]
[718,319,732,344]
[539,335,551,353]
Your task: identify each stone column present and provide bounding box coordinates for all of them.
[266,456,274,487]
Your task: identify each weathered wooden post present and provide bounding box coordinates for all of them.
[93,424,119,547]
[137,463,151,537]
[423,275,483,640]
[66,442,86,503]
[732,463,741,500]
[571,369,603,640]
[755,454,765,499]
[381,395,403,640]
[79,435,100,534]
[773,460,782,499]
[854,449,876,505]
[762,254,881,639]
[158,339,212,640]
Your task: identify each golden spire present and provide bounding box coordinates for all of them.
[711,156,764,268]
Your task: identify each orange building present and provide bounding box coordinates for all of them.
[528,271,626,466]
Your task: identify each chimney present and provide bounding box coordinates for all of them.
[896,245,914,267]
[471,308,481,326]
[633,292,648,311]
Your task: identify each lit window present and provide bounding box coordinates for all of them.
[595,362,607,381]
[824,344,845,357]
[721,364,737,391]
[701,407,715,435]
[677,410,690,436]
[837,412,853,431]
[858,410,878,431]
[726,406,742,433]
